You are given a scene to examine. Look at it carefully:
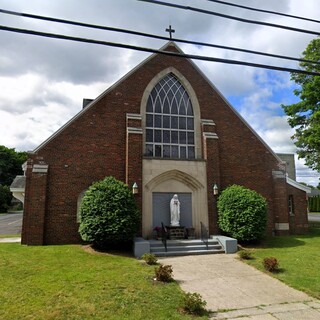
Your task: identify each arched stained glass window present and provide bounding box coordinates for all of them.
[145,73,195,159]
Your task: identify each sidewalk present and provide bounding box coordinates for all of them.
[160,254,320,319]
[0,237,21,243]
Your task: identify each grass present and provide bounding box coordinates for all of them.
[0,244,205,320]
[243,226,320,299]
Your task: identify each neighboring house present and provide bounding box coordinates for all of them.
[10,175,26,205]
[20,42,310,245]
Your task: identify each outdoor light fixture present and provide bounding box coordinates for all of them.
[213,183,219,196]
[132,182,138,194]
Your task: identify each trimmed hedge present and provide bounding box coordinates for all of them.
[217,185,267,241]
[309,196,320,212]
[0,185,12,213]
[78,176,140,248]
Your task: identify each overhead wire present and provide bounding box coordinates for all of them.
[1,24,320,76]
[205,0,320,24]
[0,8,319,66]
[138,0,320,36]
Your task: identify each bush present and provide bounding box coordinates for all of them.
[155,264,173,282]
[0,185,12,213]
[263,257,279,272]
[78,176,140,249]
[218,185,267,241]
[238,249,253,260]
[182,292,207,315]
[141,253,158,265]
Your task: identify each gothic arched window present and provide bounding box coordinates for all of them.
[145,73,195,159]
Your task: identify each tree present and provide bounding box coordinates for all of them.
[0,145,28,186]
[282,36,320,172]
[217,185,267,242]
[79,176,140,249]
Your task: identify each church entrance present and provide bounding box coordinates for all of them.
[152,192,192,228]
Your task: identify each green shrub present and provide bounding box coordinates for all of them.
[182,292,207,315]
[0,185,12,213]
[217,185,267,241]
[78,176,140,249]
[238,249,253,260]
[141,253,158,265]
[263,257,279,272]
[155,264,173,282]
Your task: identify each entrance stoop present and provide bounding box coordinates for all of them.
[149,238,224,257]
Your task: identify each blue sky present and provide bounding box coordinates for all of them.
[0,0,319,185]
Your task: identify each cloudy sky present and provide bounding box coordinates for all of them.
[0,0,319,185]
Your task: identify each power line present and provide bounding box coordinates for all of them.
[205,0,320,24]
[138,0,320,36]
[1,8,319,66]
[1,24,320,76]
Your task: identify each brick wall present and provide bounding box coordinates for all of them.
[22,43,307,244]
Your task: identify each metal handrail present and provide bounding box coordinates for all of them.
[200,221,209,250]
[161,222,168,252]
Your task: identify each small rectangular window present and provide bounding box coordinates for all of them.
[155,115,162,128]
[154,130,161,142]
[155,145,161,157]
[163,145,170,157]
[288,195,294,215]
[163,130,170,143]
[163,115,170,128]
[179,131,186,144]
[179,117,186,129]
[146,114,153,127]
[188,146,195,159]
[146,129,153,142]
[171,131,178,143]
[146,144,153,156]
[171,116,178,128]
[172,146,179,158]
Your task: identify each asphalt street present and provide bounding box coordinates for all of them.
[308,214,320,222]
[0,212,22,235]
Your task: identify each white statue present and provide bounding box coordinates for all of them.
[170,194,180,226]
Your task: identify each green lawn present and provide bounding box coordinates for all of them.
[0,244,203,320]
[243,226,320,299]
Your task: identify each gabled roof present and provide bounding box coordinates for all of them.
[32,41,283,164]
[286,177,311,193]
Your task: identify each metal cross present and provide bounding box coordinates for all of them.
[165,25,175,39]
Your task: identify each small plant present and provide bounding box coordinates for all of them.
[182,292,207,315]
[141,253,158,265]
[263,257,279,272]
[155,264,173,282]
[238,249,253,260]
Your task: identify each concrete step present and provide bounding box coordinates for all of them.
[149,239,224,256]
[152,248,224,257]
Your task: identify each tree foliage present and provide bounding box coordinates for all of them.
[78,176,140,248]
[217,185,267,241]
[0,185,12,213]
[282,36,320,172]
[0,145,27,186]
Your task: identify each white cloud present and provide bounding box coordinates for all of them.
[0,0,318,185]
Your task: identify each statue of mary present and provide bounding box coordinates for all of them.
[170,194,180,226]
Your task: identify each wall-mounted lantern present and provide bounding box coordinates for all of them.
[132,182,138,194]
[213,183,219,196]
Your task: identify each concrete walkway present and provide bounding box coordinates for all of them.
[160,254,320,319]
[0,237,21,243]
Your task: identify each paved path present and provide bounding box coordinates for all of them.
[160,254,320,319]
[0,237,21,243]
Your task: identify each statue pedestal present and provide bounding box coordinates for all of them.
[166,226,186,240]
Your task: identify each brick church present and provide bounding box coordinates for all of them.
[21,42,310,245]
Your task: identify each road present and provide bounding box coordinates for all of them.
[0,212,22,235]
[308,214,320,222]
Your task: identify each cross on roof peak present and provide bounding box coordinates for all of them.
[165,25,175,39]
